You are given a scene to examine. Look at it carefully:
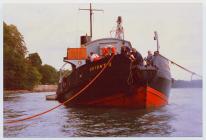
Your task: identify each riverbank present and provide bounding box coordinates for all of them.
[4,85,57,94]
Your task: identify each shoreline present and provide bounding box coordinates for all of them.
[4,85,57,94]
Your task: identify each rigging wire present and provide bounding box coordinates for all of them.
[159,54,202,79]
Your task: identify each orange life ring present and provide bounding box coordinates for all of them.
[111,47,116,54]
[102,47,109,56]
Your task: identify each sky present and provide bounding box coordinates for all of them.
[3,3,203,80]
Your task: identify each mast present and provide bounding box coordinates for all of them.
[79,3,104,38]
[154,31,160,52]
[115,16,124,39]
[89,3,92,38]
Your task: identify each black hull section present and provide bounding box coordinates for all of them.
[149,76,171,98]
[56,54,171,108]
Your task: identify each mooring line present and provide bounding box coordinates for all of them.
[159,54,202,78]
[5,55,115,124]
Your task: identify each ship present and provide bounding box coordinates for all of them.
[56,4,171,108]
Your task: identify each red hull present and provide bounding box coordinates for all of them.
[76,86,168,108]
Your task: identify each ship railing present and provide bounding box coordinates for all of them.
[132,64,158,71]
[59,62,70,83]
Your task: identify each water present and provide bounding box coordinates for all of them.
[3,88,202,137]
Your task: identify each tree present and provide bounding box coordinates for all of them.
[22,66,42,90]
[4,46,42,90]
[4,46,28,89]
[3,22,41,90]
[3,22,27,56]
[39,64,58,84]
[4,22,59,90]
[27,53,42,69]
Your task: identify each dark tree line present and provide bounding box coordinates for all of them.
[4,22,59,90]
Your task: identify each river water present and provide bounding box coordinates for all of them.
[3,88,202,137]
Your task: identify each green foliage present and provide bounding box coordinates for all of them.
[39,64,58,84]
[4,22,59,90]
[4,46,28,89]
[23,66,42,90]
[3,22,27,56]
[27,53,42,69]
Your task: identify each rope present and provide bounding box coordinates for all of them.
[5,55,115,124]
[159,54,202,78]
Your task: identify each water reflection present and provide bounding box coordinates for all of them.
[3,93,22,102]
[61,107,174,136]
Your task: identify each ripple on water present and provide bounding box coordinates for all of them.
[3,89,202,137]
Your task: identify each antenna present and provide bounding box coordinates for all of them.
[79,3,104,38]
[154,31,160,52]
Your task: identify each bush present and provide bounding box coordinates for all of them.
[39,64,58,84]
[22,66,42,90]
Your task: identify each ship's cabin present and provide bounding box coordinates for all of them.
[64,38,132,69]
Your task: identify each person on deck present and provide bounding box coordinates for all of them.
[146,50,153,65]
[121,43,130,57]
[90,52,100,62]
[130,48,143,65]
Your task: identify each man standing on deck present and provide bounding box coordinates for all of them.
[130,48,143,65]
[146,50,153,65]
[90,52,100,62]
